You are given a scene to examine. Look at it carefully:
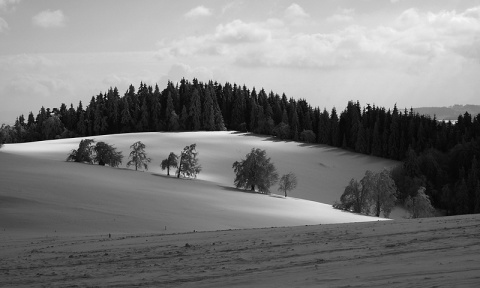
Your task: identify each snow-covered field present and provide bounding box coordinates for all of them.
[1,214,479,287]
[0,131,397,237]
[1,131,479,286]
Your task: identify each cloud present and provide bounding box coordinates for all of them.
[326,8,355,23]
[184,6,212,18]
[0,0,20,12]
[285,3,309,19]
[221,1,242,15]
[156,5,480,72]
[284,3,309,26]
[32,9,66,28]
[215,19,271,43]
[0,17,7,32]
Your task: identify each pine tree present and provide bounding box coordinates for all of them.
[203,87,215,131]
[165,92,175,131]
[121,97,132,133]
[139,98,149,132]
[355,122,367,154]
[318,109,330,144]
[371,117,382,156]
[180,105,188,131]
[291,108,299,141]
[189,89,202,131]
[330,108,339,146]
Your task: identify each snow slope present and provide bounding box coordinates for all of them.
[1,214,479,287]
[0,132,396,237]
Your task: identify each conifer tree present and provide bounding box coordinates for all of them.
[330,108,339,146]
[189,89,202,131]
[121,97,132,132]
[355,122,367,154]
[180,105,188,131]
[165,92,175,131]
[203,88,215,131]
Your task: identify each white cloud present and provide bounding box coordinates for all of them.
[215,19,271,43]
[184,6,212,18]
[0,0,20,12]
[32,9,66,28]
[326,8,355,23]
[0,17,7,32]
[284,3,309,26]
[221,1,242,15]
[285,3,309,19]
[156,5,480,72]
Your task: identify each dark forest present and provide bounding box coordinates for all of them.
[1,78,479,216]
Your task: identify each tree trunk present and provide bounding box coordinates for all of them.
[167,166,170,176]
[177,152,184,178]
[251,185,255,191]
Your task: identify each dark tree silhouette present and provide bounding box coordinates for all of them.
[66,139,95,163]
[127,141,151,171]
[232,148,278,194]
[177,144,201,178]
[94,141,123,167]
[278,172,298,197]
[161,152,178,176]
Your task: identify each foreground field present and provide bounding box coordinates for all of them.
[1,214,479,287]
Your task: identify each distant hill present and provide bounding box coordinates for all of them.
[413,104,480,120]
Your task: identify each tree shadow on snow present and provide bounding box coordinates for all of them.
[217,185,267,195]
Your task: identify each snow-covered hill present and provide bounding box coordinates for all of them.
[0,131,397,236]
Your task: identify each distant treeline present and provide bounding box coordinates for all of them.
[1,78,479,215]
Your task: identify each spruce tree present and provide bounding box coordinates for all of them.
[189,89,202,131]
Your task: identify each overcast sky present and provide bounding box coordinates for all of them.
[1,0,480,124]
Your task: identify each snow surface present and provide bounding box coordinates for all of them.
[1,214,479,287]
[0,132,397,237]
[1,132,478,286]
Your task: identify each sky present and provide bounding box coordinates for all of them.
[1,0,480,124]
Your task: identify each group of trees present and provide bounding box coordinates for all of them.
[233,148,297,197]
[67,139,123,167]
[2,77,480,216]
[334,170,397,218]
[4,79,479,165]
[67,139,202,179]
[391,145,480,216]
[161,144,201,178]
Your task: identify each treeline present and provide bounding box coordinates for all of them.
[2,79,479,162]
[1,78,480,215]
